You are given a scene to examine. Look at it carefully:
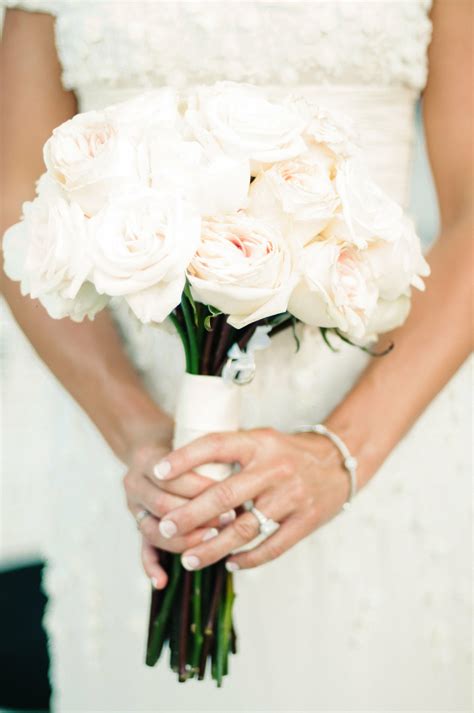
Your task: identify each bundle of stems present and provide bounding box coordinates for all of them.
[145,285,295,685]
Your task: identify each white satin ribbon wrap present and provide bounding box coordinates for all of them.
[173,372,275,555]
[173,374,241,481]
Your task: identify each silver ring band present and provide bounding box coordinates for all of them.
[250,506,280,536]
[135,509,151,530]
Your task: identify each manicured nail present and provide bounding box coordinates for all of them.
[219,509,236,526]
[153,460,171,479]
[202,527,219,542]
[181,554,201,571]
[159,519,177,539]
[225,561,240,572]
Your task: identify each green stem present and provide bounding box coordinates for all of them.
[146,555,182,666]
[169,312,192,372]
[181,294,200,374]
[198,564,224,680]
[215,572,235,687]
[190,570,204,673]
[178,570,192,682]
[196,304,206,355]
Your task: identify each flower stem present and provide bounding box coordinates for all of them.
[178,569,192,682]
[190,570,204,673]
[146,554,182,666]
[211,320,234,375]
[180,293,200,374]
[169,312,191,372]
[215,571,235,686]
[198,563,225,680]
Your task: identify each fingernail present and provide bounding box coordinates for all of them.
[225,561,240,572]
[181,554,201,571]
[219,509,236,526]
[153,460,171,479]
[159,519,177,539]
[151,577,160,589]
[202,527,219,542]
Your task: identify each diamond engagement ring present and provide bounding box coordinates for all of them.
[135,509,151,530]
[249,506,280,536]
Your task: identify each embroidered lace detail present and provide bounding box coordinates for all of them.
[4,1,432,93]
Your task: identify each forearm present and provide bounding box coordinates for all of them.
[325,216,472,487]
[1,274,173,463]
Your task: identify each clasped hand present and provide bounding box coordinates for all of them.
[124,428,350,588]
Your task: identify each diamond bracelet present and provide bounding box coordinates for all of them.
[294,423,358,512]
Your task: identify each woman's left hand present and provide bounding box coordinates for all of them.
[153,428,352,572]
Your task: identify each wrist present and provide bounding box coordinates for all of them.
[323,392,388,489]
[100,382,173,465]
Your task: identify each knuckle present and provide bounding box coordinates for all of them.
[254,427,279,446]
[133,443,156,468]
[207,432,226,457]
[152,492,167,517]
[276,456,295,479]
[307,502,320,523]
[122,471,135,493]
[140,516,157,541]
[289,473,307,503]
[265,540,284,561]
[239,550,260,569]
[233,516,258,541]
[213,480,237,510]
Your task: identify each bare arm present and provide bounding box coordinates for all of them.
[0,9,172,462]
[326,0,473,483]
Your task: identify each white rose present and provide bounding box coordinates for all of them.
[365,216,430,300]
[90,189,200,323]
[289,240,378,340]
[44,110,142,215]
[365,296,411,339]
[149,136,250,215]
[248,154,339,246]
[106,88,181,139]
[2,191,106,321]
[187,212,295,328]
[288,95,359,160]
[185,82,306,170]
[334,158,404,248]
[39,283,109,322]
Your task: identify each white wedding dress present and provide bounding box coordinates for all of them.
[1,1,472,711]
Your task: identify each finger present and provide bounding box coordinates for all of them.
[178,495,292,570]
[147,469,217,499]
[225,514,309,571]
[147,472,237,527]
[128,477,235,529]
[133,507,220,553]
[131,478,188,518]
[157,468,266,538]
[141,539,168,589]
[152,431,256,481]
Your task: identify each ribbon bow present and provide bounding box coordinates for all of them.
[222,325,272,385]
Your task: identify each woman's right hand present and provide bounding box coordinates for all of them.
[123,441,236,588]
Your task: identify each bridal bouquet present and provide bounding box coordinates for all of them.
[3,82,429,685]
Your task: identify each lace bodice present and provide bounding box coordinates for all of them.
[5,1,432,93]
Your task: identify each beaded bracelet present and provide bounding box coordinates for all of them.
[295,423,358,512]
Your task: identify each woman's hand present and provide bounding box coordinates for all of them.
[123,438,237,588]
[151,428,352,573]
